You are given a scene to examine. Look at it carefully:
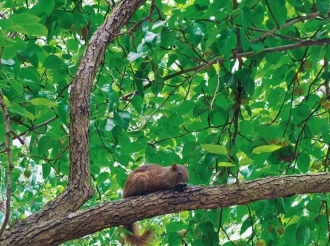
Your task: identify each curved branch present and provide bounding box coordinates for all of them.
[1,172,330,245]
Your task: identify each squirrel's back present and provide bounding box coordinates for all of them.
[123,164,189,198]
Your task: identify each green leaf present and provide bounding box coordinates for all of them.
[0,80,10,89]
[42,163,51,179]
[161,28,176,48]
[240,30,251,52]
[200,222,214,237]
[296,103,310,118]
[252,145,282,154]
[307,197,321,211]
[3,96,10,107]
[0,124,5,142]
[38,136,55,154]
[56,102,69,125]
[166,221,186,232]
[239,158,253,166]
[10,105,35,120]
[316,0,329,14]
[315,214,328,230]
[39,0,55,16]
[58,12,74,29]
[96,172,109,184]
[0,19,12,30]
[242,7,253,30]
[297,152,310,174]
[251,42,264,52]
[66,39,79,52]
[267,1,287,26]
[167,232,182,245]
[124,140,147,153]
[0,35,15,47]
[285,224,297,246]
[201,144,227,155]
[187,24,203,46]
[275,198,286,214]
[205,27,218,48]
[178,100,194,115]
[218,162,235,167]
[252,6,264,24]
[240,217,252,235]
[174,0,186,4]
[296,224,311,245]
[10,13,41,23]
[10,79,23,94]
[28,98,57,107]
[43,55,62,69]
[131,95,143,113]
[114,111,130,131]
[11,23,48,36]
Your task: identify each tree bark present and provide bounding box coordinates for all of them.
[1,172,329,245]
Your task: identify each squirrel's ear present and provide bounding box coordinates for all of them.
[171,164,178,170]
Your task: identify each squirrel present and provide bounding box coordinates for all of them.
[122,163,189,246]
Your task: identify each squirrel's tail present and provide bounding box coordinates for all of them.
[124,223,152,246]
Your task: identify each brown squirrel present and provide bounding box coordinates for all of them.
[122,163,189,246]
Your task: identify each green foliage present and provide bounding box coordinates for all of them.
[1,0,330,245]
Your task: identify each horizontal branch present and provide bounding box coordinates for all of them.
[120,38,330,100]
[2,172,330,245]
[249,10,329,43]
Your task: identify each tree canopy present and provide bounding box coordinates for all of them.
[0,0,330,245]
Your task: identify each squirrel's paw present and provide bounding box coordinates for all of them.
[173,184,187,192]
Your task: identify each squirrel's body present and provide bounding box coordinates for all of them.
[122,164,189,246]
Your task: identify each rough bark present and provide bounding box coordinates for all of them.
[1,173,329,245]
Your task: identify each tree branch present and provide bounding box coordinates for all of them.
[2,172,330,245]
[249,10,330,43]
[0,90,13,237]
[120,38,330,100]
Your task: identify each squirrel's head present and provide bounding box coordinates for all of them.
[171,164,189,184]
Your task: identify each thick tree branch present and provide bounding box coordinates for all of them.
[1,173,329,245]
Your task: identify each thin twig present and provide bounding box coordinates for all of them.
[139,60,216,130]
[0,115,59,150]
[210,61,221,110]
[250,11,329,43]
[115,0,159,38]
[324,57,329,96]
